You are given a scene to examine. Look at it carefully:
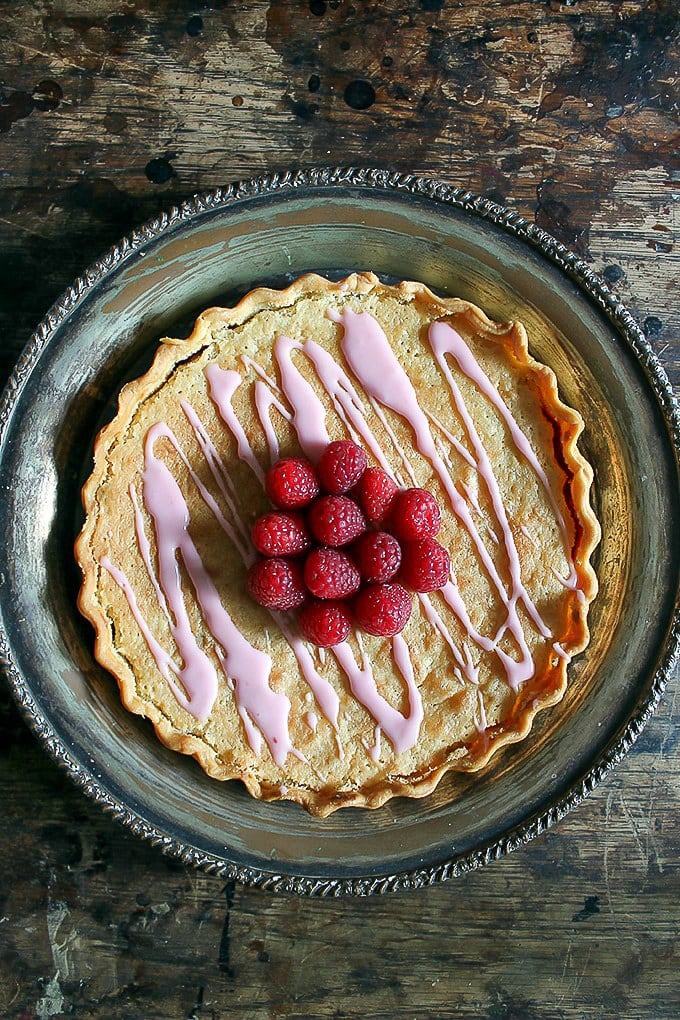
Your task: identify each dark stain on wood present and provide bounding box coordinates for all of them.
[218,880,237,977]
[145,156,177,184]
[572,895,601,922]
[539,1,679,114]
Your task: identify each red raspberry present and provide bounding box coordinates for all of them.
[265,457,320,510]
[317,440,368,494]
[352,531,402,583]
[304,547,361,600]
[399,537,450,592]
[389,487,441,542]
[299,600,352,647]
[246,558,306,611]
[353,582,412,637]
[352,466,398,524]
[252,512,311,557]
[308,495,366,547]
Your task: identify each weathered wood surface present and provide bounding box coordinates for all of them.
[0,2,678,1018]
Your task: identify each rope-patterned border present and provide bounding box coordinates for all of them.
[1,168,678,896]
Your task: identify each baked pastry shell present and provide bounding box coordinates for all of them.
[75,271,600,816]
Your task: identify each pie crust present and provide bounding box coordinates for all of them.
[75,272,600,816]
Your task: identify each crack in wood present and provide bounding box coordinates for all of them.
[217,880,237,977]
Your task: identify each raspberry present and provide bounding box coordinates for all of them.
[304,546,361,600]
[389,487,441,542]
[399,537,450,592]
[299,600,352,647]
[353,582,412,637]
[352,466,398,524]
[265,457,320,510]
[308,495,366,547]
[246,558,306,611]
[352,531,402,583]
[252,512,311,557]
[317,440,368,494]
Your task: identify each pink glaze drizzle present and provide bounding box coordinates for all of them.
[112,302,582,766]
[240,356,280,392]
[460,480,500,547]
[427,322,554,643]
[204,366,342,733]
[215,341,424,753]
[275,619,341,733]
[304,340,397,476]
[304,711,319,733]
[198,365,347,734]
[418,593,468,674]
[285,337,398,480]
[153,417,253,565]
[180,401,252,554]
[273,336,330,461]
[332,307,551,690]
[366,725,382,762]
[129,483,173,628]
[100,556,198,715]
[428,412,477,469]
[115,422,296,762]
[474,690,488,734]
[204,365,266,485]
[143,423,292,758]
[178,411,344,737]
[368,398,418,485]
[254,381,292,463]
[462,643,480,686]
[552,641,571,663]
[429,321,578,588]
[332,633,422,755]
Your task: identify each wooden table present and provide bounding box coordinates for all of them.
[1,3,678,1017]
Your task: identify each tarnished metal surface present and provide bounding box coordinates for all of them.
[0,169,678,895]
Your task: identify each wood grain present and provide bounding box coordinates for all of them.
[0,1,678,1018]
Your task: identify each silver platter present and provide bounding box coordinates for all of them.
[0,168,678,896]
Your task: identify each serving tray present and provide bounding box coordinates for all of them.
[0,168,678,895]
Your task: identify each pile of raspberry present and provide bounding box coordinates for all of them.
[246,440,450,647]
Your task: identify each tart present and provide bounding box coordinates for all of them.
[75,272,600,816]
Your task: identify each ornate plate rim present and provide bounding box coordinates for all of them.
[1,166,678,897]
